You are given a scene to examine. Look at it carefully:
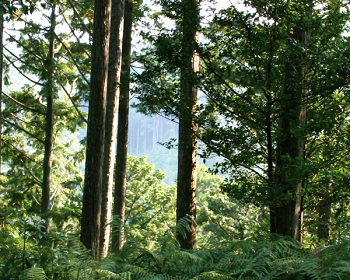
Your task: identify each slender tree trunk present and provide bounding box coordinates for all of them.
[100,0,125,259]
[41,3,56,233]
[318,180,332,242]
[270,6,311,240]
[176,0,200,250]
[81,0,111,258]
[0,9,3,175]
[112,0,133,252]
[318,195,332,242]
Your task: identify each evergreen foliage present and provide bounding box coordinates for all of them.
[1,0,350,278]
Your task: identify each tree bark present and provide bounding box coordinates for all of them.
[100,0,124,259]
[318,180,332,242]
[112,0,133,253]
[270,6,311,241]
[318,195,332,242]
[0,9,3,175]
[80,0,111,258]
[176,0,200,250]
[41,2,56,233]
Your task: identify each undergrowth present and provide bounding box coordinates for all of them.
[2,218,350,279]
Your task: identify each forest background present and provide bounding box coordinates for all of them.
[1,0,350,279]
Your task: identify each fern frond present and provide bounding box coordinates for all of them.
[20,268,46,280]
[113,271,132,280]
[139,275,188,280]
[192,271,234,279]
[173,215,193,240]
[123,264,154,278]
[68,263,92,280]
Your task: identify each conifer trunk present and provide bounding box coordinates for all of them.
[41,3,56,233]
[112,0,133,252]
[318,195,332,242]
[318,180,332,242]
[100,0,124,259]
[176,0,200,250]
[81,0,111,258]
[270,6,311,240]
[0,9,3,175]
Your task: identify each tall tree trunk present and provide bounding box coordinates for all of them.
[270,6,311,240]
[318,180,332,242]
[0,9,3,175]
[41,3,56,233]
[176,0,200,250]
[112,0,133,252]
[318,195,332,242]
[100,0,124,259]
[81,0,111,258]
[270,80,304,239]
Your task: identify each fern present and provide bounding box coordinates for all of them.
[20,267,46,280]
[173,215,194,240]
[192,271,234,279]
[8,226,350,280]
[123,264,155,278]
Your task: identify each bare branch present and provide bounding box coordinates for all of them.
[32,195,41,206]
[38,95,46,107]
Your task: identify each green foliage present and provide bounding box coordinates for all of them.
[21,233,350,280]
[21,268,46,280]
[118,158,263,249]
[196,164,266,245]
[121,155,176,249]
[2,156,350,279]
[1,0,88,235]
[3,0,350,279]
[197,0,350,204]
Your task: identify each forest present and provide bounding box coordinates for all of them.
[1,0,350,279]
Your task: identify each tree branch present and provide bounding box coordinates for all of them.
[60,8,91,58]
[1,139,38,163]
[19,158,43,187]
[2,117,45,144]
[3,54,45,86]
[53,32,90,85]
[201,55,264,113]
[4,31,43,60]
[54,74,88,123]
[66,0,93,37]
[2,91,45,115]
